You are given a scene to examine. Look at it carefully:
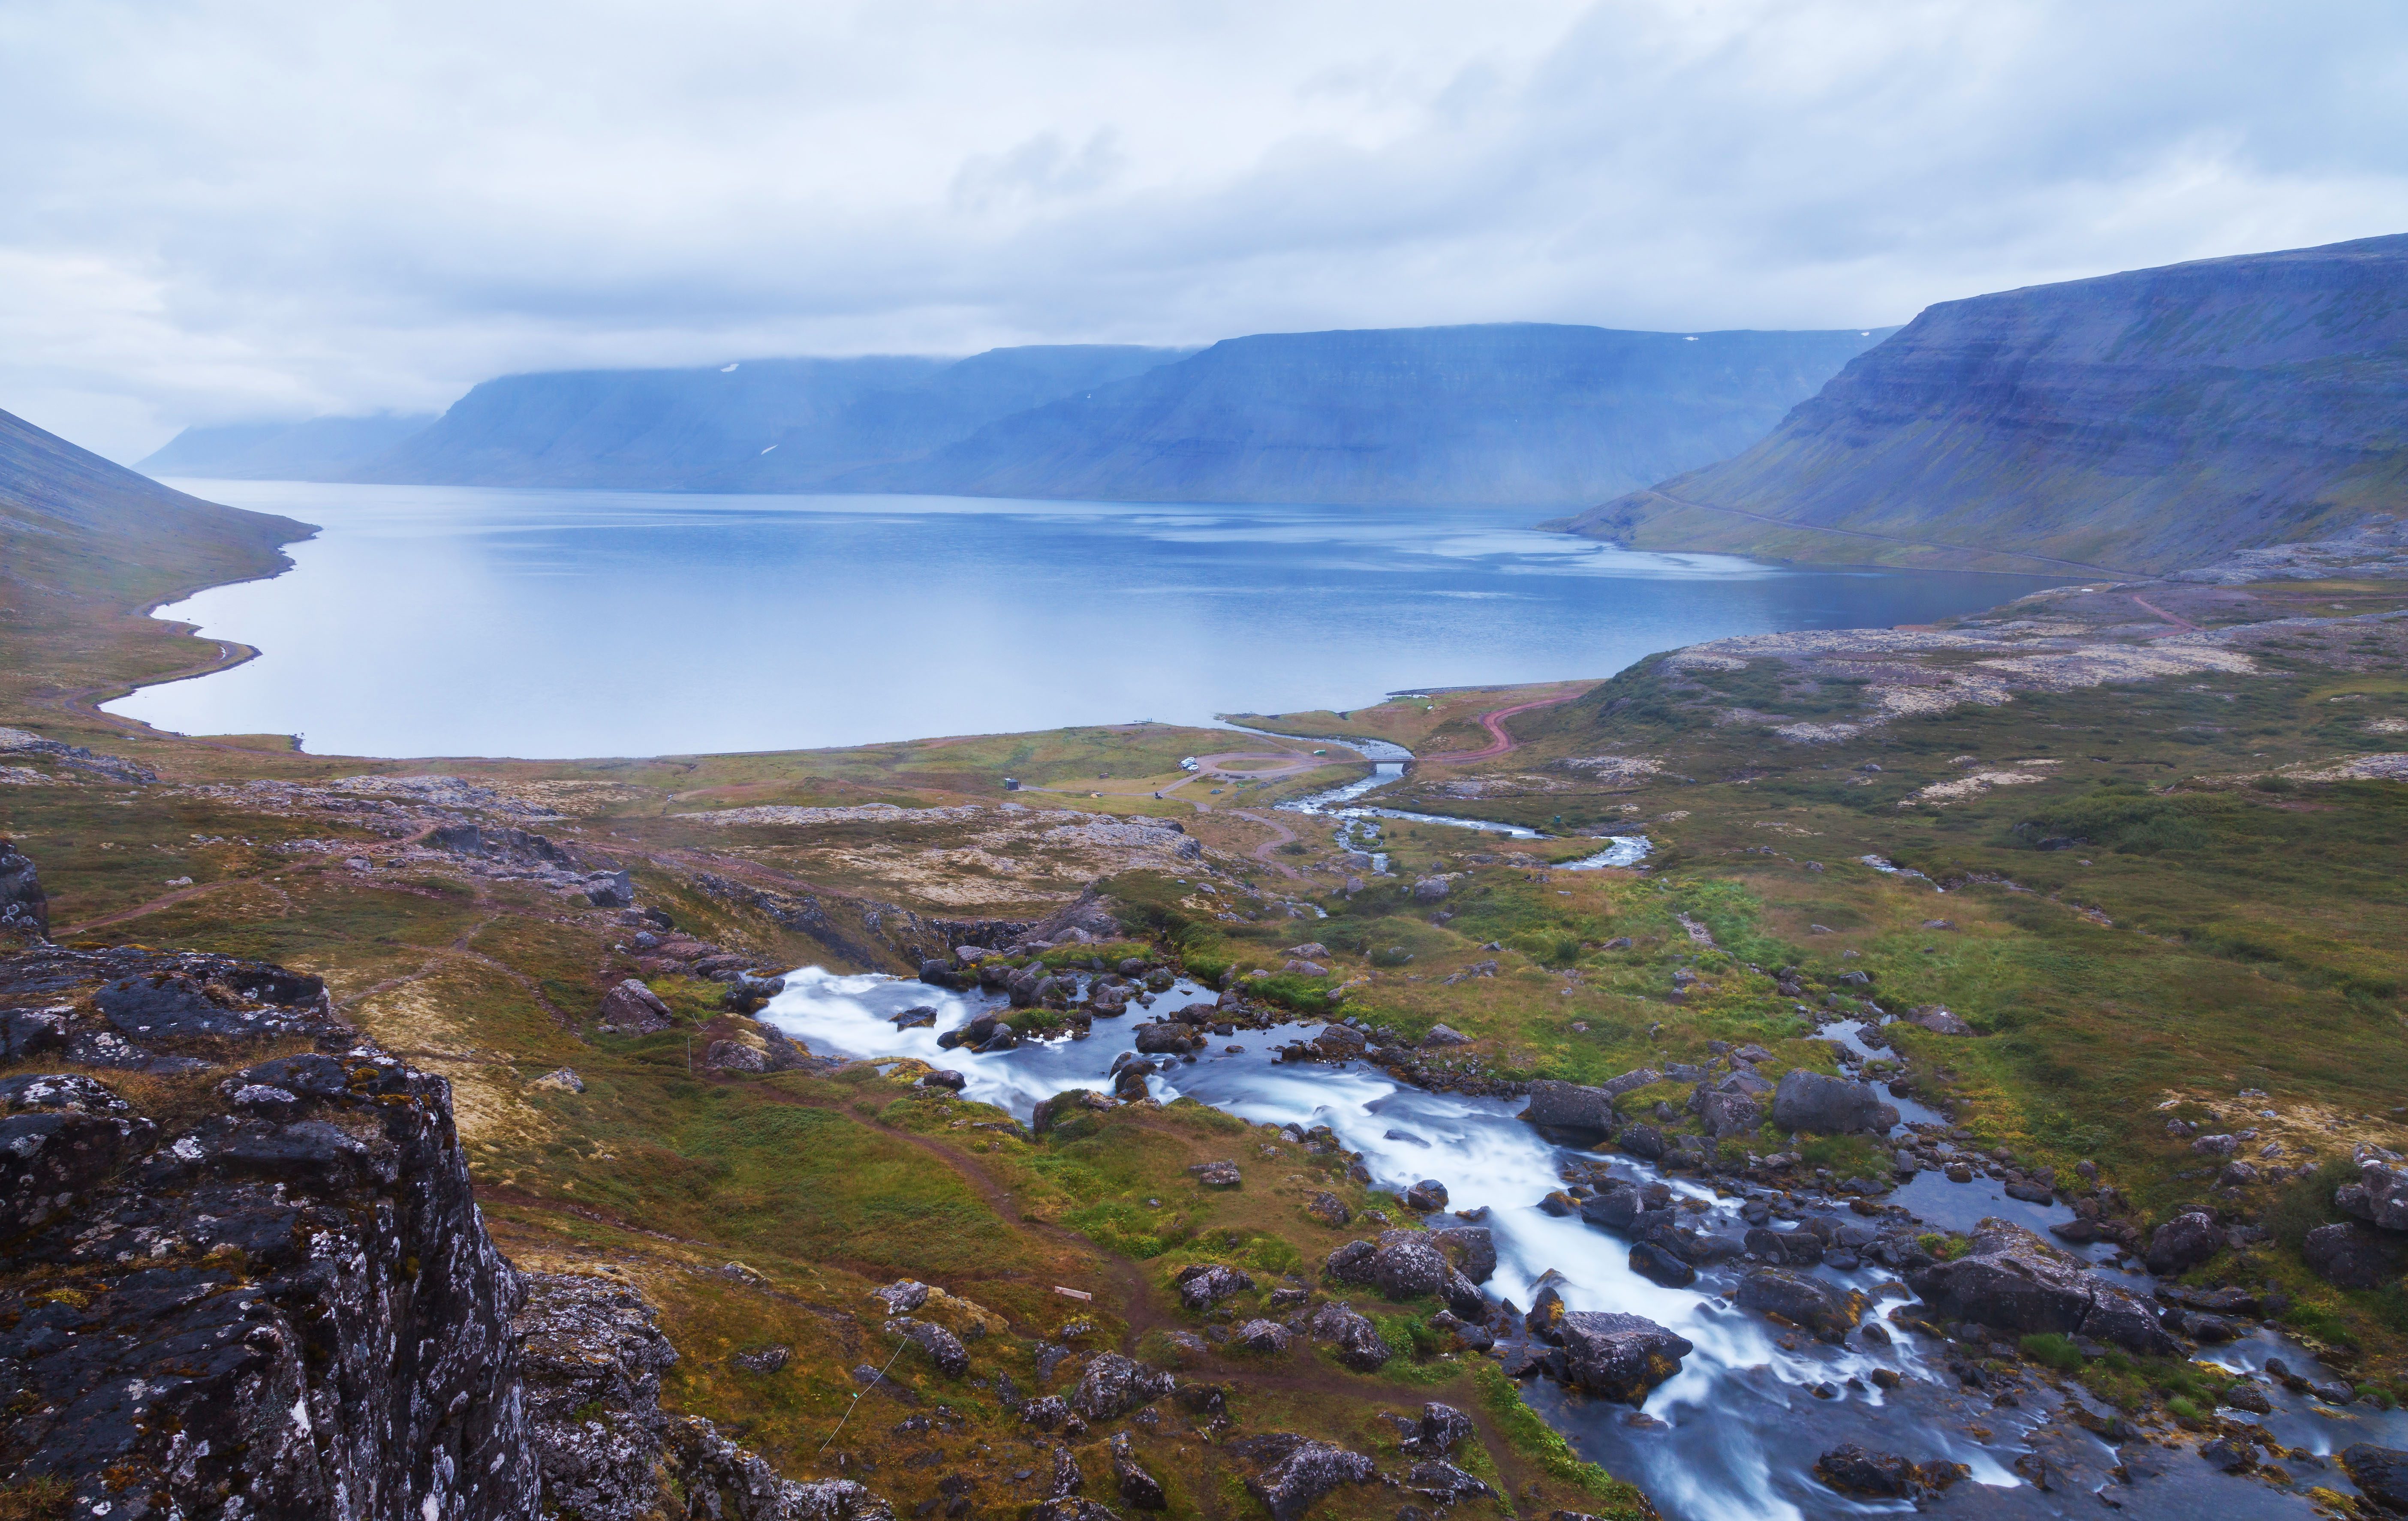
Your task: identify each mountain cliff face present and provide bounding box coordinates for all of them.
[342,346,1181,491]
[851,323,1892,508]
[187,324,1886,508]
[1554,234,2408,573]
[138,414,440,481]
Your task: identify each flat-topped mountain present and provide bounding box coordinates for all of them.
[1553,234,2408,573]
[146,323,1889,508]
[850,323,1892,508]
[334,346,1184,491]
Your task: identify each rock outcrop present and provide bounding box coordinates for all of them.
[0,942,541,1521]
[1906,1219,2175,1354]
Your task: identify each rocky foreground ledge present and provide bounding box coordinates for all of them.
[0,906,887,1521]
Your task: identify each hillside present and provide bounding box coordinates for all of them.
[139,412,438,479]
[0,406,312,720]
[344,346,1182,490]
[1553,234,2408,574]
[849,323,1893,508]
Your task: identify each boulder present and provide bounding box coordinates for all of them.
[0,837,48,936]
[2338,1160,2408,1232]
[1406,1460,1490,1503]
[1237,1435,1378,1521]
[1174,1262,1256,1311]
[1404,1179,1450,1212]
[596,979,674,1034]
[1188,1160,1242,1188]
[1134,1022,1200,1055]
[1615,1124,1668,1160]
[1301,1301,1392,1371]
[1736,1267,1867,1342]
[1629,1241,1697,1288]
[1813,1446,1920,1498]
[1109,1431,1166,1511]
[1398,1403,1477,1458]
[918,1069,966,1092]
[1310,1023,1367,1059]
[1555,1311,1693,1404]
[917,959,963,989]
[1772,1070,1894,1135]
[1422,1225,1496,1284]
[1411,878,1451,902]
[1523,1079,1619,1137]
[1910,1007,1976,1036]
[2305,1222,2402,1290]
[889,1318,969,1378]
[889,1006,938,1029]
[1421,1022,1470,1047]
[1697,1089,1762,1138]
[1906,1219,2177,1354]
[2143,1210,2223,1275]
[1229,1319,1291,1354]
[1743,1226,1823,1267]
[704,1040,767,1073]
[1070,1353,1174,1422]
[2341,1445,2408,1515]
[1305,1191,1351,1227]
[1282,959,1327,977]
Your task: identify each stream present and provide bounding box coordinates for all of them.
[762,971,2408,1520]
[1216,724,1651,871]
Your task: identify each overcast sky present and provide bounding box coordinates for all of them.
[6,0,2405,461]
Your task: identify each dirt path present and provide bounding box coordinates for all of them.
[1419,693,1584,764]
[2131,594,2201,631]
[1229,809,1304,880]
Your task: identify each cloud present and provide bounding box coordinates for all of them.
[1,0,2402,459]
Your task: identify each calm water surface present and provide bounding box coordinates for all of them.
[114,481,2062,757]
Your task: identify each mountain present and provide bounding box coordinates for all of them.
[346,346,1185,490]
[138,413,438,480]
[845,323,1894,507]
[1,405,313,710]
[1553,234,2408,574]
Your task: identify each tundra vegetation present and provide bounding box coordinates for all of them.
[3,425,2406,1516]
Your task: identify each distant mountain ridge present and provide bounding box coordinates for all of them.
[850,323,1893,507]
[138,324,1892,508]
[1553,234,2408,573]
[141,413,439,481]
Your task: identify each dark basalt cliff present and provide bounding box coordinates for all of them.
[0,869,888,1521]
[1556,234,2408,573]
[0,941,539,1520]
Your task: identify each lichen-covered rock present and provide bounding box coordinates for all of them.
[598,977,675,1033]
[889,1317,970,1377]
[1070,1353,1175,1422]
[1300,1300,1393,1371]
[2143,1209,2222,1274]
[2305,1221,2403,1290]
[1232,1433,1378,1521]
[2341,1445,2408,1515]
[2338,1159,2408,1232]
[1110,1430,1166,1509]
[1305,1190,1351,1226]
[0,944,538,1521]
[665,1416,897,1520]
[1907,1218,2176,1353]
[1397,1402,1476,1457]
[1230,1319,1292,1354]
[0,836,48,936]
[1735,1267,1867,1342]
[1556,1311,1693,1404]
[1772,1070,1896,1135]
[518,1273,680,1520]
[1175,1261,1255,1311]
[1423,1224,1496,1284]
[1406,1459,1491,1502]
[1813,1445,1919,1497]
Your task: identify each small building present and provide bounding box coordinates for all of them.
[1002,777,1020,791]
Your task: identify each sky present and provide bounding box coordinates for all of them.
[5,0,2405,462]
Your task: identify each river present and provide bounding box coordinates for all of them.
[763,969,2408,1520]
